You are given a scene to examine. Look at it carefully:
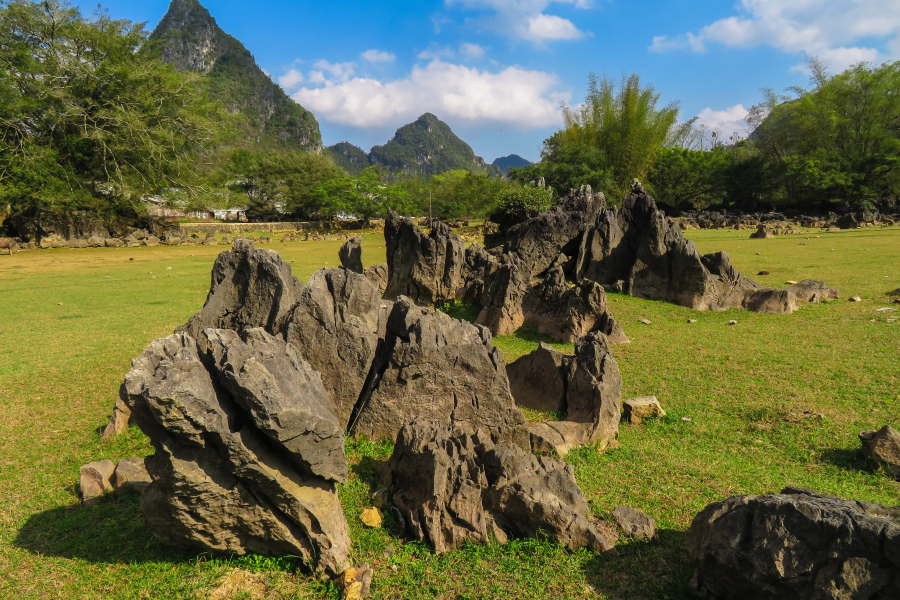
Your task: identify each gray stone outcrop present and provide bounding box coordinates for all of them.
[384,418,616,554]
[688,488,900,599]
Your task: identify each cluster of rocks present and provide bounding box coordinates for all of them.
[93,238,637,580]
[282,232,357,243]
[473,181,838,315]
[677,199,900,231]
[379,201,629,342]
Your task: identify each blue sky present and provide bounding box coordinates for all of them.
[75,0,900,163]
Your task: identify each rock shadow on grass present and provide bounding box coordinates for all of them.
[14,489,196,565]
[580,528,693,599]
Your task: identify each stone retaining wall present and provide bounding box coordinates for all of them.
[178,221,386,235]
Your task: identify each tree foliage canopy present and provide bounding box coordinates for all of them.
[0,0,222,222]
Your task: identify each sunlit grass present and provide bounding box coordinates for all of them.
[1,227,898,598]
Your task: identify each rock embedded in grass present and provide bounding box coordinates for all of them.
[612,506,656,540]
[79,459,115,507]
[859,426,900,478]
[688,487,900,599]
[385,418,616,554]
[623,396,665,425]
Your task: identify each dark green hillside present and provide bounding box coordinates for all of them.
[150,0,321,152]
[493,154,532,173]
[369,113,500,177]
[326,142,371,176]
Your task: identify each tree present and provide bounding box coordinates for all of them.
[510,135,613,199]
[647,147,730,211]
[314,167,412,223]
[428,170,506,220]
[0,0,222,225]
[550,73,680,201]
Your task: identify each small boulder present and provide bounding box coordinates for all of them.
[100,396,132,442]
[750,225,774,239]
[104,238,123,248]
[850,296,862,302]
[79,460,116,506]
[859,426,900,478]
[622,396,665,425]
[826,225,840,232]
[112,457,151,492]
[145,236,160,247]
[360,507,383,528]
[612,506,656,540]
[339,563,373,600]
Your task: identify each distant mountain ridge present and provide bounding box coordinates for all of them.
[492,154,532,173]
[150,0,321,152]
[326,114,503,177]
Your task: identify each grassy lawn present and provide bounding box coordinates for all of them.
[1,227,898,599]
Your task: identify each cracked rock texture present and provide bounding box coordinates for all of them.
[121,329,351,576]
[384,418,616,554]
[688,487,900,599]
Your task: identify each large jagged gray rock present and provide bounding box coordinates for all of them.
[179,239,305,338]
[339,236,364,274]
[384,418,616,554]
[285,268,390,428]
[456,241,499,305]
[504,185,606,276]
[688,487,900,599]
[477,181,830,315]
[351,298,529,448]
[859,426,900,478]
[120,330,351,576]
[475,253,531,335]
[364,263,388,293]
[383,212,464,306]
[507,333,623,457]
[521,266,628,344]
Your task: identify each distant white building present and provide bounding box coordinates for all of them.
[213,208,248,221]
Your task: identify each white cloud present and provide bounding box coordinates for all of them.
[313,60,356,82]
[695,104,751,140]
[460,43,486,59]
[649,0,900,72]
[278,68,304,91]
[419,46,456,60]
[292,59,566,130]
[362,49,396,63]
[447,0,590,43]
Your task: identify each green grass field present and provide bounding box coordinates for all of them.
[1,227,898,599]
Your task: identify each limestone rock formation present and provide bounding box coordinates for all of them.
[286,268,389,428]
[521,266,628,344]
[859,426,900,478]
[339,236,364,274]
[179,239,305,338]
[383,212,464,306]
[788,279,840,303]
[507,333,623,456]
[475,253,530,335]
[612,506,656,540]
[351,298,529,448]
[384,418,616,554]
[622,396,665,425]
[121,330,351,576]
[688,488,900,599]
[456,241,499,305]
[79,460,116,507]
[503,185,606,276]
[363,264,388,293]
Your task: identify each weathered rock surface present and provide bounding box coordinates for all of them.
[383,212,464,306]
[352,298,529,448]
[112,457,152,492]
[688,487,900,600]
[859,426,900,478]
[788,279,840,303]
[121,330,351,575]
[750,225,774,239]
[507,333,623,456]
[622,396,665,425]
[612,506,656,540]
[385,418,616,554]
[80,460,116,506]
[179,239,305,338]
[100,395,133,442]
[507,343,569,413]
[363,263,388,293]
[521,266,628,344]
[286,268,389,428]
[475,253,530,335]
[339,236,364,274]
[503,185,606,276]
[456,241,499,305]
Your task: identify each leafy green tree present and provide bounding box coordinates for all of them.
[428,170,506,220]
[510,136,612,199]
[0,0,221,225]
[488,183,555,225]
[750,59,900,208]
[647,147,730,211]
[549,73,680,201]
[314,167,412,223]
